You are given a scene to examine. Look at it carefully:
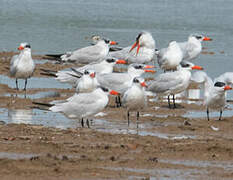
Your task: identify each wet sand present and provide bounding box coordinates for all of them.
[0,52,233,179]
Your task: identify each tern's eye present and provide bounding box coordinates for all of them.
[106,58,115,63]
[25,44,31,48]
[100,87,108,92]
[104,39,110,44]
[135,65,143,69]
[195,35,202,40]
[180,62,190,68]
[214,82,226,87]
[84,70,89,75]
[133,78,139,83]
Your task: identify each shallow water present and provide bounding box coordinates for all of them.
[0,74,71,90]
[0,73,232,138]
[0,0,233,80]
[104,158,233,179]
[0,69,232,138]
[184,103,233,119]
[1,95,232,138]
[94,117,196,139]
[4,91,61,99]
[0,107,197,140]
[160,159,233,171]
[103,166,207,180]
[1,108,78,129]
[150,88,204,105]
[0,152,38,160]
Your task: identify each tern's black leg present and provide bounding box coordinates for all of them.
[127,111,130,126]
[23,78,27,91]
[219,110,223,121]
[86,119,90,128]
[115,96,119,107]
[24,91,27,99]
[168,95,171,108]
[172,94,176,109]
[207,108,210,121]
[118,96,121,107]
[81,118,84,127]
[115,96,117,107]
[136,111,139,129]
[16,78,19,90]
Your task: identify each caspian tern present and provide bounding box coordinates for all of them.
[191,71,232,120]
[10,42,35,91]
[55,58,127,86]
[156,41,183,72]
[97,63,155,94]
[110,31,156,64]
[148,61,203,108]
[75,69,99,93]
[89,35,122,51]
[46,39,117,64]
[97,63,155,107]
[49,87,119,127]
[206,82,232,121]
[178,34,212,61]
[122,77,147,126]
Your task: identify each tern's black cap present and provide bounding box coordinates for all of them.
[214,82,226,87]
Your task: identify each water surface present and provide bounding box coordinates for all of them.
[0,0,233,79]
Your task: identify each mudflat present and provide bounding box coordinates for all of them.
[0,52,232,180]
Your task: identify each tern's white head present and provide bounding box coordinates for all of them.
[213,81,232,93]
[103,58,127,65]
[178,61,203,71]
[132,77,147,88]
[138,31,155,48]
[129,31,156,55]
[83,69,96,78]
[75,69,98,93]
[18,42,31,51]
[96,39,118,46]
[189,34,212,42]
[128,63,155,76]
[90,35,118,46]
[99,86,119,96]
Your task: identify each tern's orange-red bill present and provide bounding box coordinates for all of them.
[116,59,127,64]
[224,85,232,91]
[110,41,118,45]
[144,65,155,69]
[140,82,147,87]
[192,65,203,70]
[129,42,138,52]
[110,90,119,95]
[18,46,24,50]
[203,37,212,41]
[136,43,140,55]
[90,73,95,78]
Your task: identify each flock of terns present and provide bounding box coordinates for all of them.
[9,31,233,127]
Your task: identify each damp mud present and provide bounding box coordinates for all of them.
[0,52,233,179]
